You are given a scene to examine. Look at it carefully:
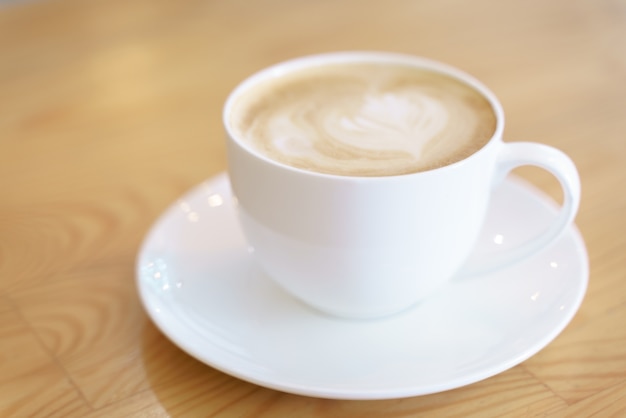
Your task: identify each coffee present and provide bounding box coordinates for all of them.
[229,62,497,176]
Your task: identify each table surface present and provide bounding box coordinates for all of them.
[1,0,625,416]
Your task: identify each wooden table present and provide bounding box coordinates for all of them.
[1,0,625,416]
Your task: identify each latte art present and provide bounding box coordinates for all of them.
[231,63,497,176]
[332,92,448,159]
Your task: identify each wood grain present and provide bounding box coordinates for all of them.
[1,0,625,416]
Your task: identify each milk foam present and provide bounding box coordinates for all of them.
[332,92,448,159]
[231,63,496,176]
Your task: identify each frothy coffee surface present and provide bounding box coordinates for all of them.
[230,62,497,176]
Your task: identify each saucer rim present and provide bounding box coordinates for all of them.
[136,173,589,399]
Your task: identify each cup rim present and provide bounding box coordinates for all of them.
[223,51,505,180]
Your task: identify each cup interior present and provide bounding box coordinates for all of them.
[224,51,505,178]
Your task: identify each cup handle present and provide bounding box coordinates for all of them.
[464,142,581,276]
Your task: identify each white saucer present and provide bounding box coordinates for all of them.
[136,173,588,400]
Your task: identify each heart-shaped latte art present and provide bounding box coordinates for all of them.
[329,92,448,158]
[232,63,496,176]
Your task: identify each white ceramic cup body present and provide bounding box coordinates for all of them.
[224,52,580,319]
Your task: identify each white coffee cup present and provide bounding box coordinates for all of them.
[224,52,580,319]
